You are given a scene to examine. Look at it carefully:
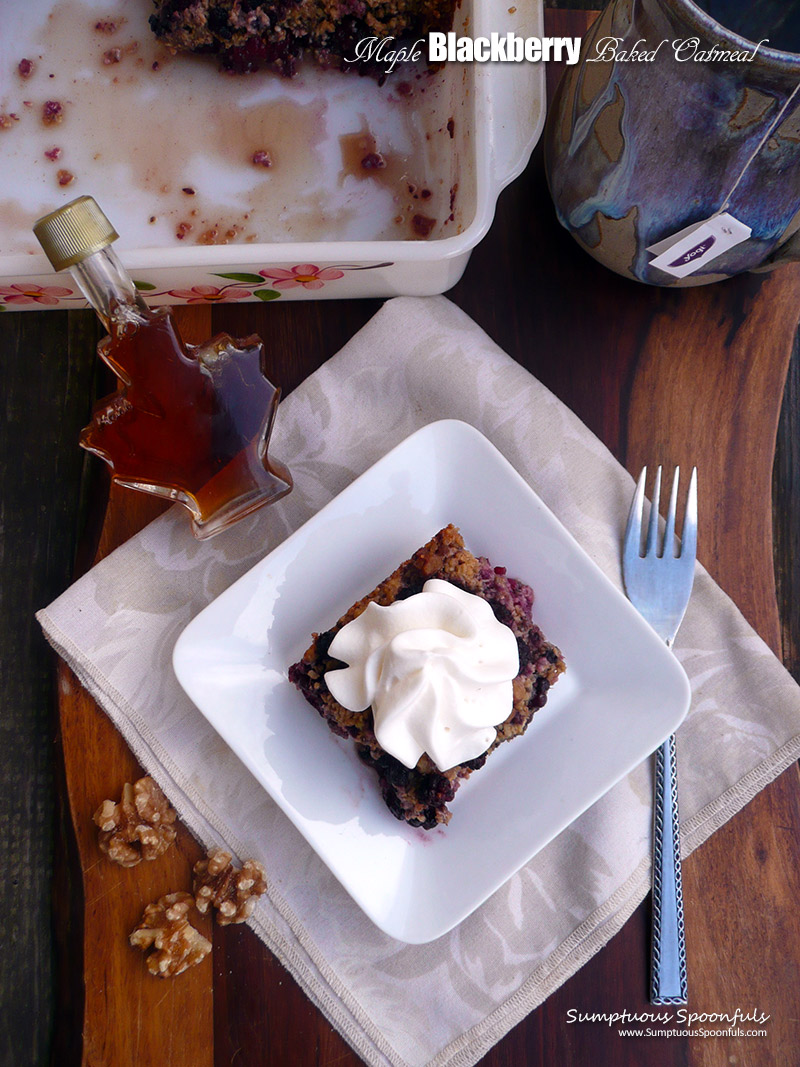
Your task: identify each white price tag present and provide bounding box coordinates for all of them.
[647,212,752,279]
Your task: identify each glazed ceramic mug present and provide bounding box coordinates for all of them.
[545,0,800,285]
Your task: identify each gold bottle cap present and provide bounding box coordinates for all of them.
[33,196,119,272]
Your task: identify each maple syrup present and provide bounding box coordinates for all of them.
[34,196,291,539]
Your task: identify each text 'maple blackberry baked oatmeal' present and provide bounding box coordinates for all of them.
[289,525,565,829]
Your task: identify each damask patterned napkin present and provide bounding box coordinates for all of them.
[38,296,800,1067]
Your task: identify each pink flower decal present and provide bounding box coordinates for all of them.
[260,264,345,291]
[168,285,252,303]
[0,283,73,306]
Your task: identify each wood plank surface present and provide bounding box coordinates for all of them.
[19,7,800,1066]
[0,309,99,1067]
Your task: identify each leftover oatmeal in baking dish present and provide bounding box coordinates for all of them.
[0,0,470,255]
[149,0,458,77]
[289,525,566,829]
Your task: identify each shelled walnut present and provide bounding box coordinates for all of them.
[93,776,177,867]
[129,892,211,977]
[193,849,267,925]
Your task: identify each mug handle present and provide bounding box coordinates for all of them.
[752,225,800,272]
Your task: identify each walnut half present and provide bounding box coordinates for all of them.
[129,892,211,977]
[193,849,267,925]
[93,776,177,867]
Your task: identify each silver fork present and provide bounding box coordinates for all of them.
[623,465,697,1005]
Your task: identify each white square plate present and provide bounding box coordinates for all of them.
[173,420,691,943]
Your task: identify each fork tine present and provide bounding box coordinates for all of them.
[678,467,698,561]
[663,467,680,558]
[645,465,662,557]
[624,467,647,560]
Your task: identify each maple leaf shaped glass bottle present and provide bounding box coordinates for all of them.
[33,196,291,539]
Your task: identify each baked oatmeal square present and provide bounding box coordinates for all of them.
[289,524,565,828]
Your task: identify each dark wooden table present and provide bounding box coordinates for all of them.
[3,7,800,1066]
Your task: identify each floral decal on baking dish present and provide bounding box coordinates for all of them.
[205,261,393,300]
[166,284,254,304]
[259,264,345,290]
[0,261,392,309]
[0,283,74,306]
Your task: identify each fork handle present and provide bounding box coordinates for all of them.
[650,733,688,1004]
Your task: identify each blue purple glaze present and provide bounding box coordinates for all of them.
[545,0,800,285]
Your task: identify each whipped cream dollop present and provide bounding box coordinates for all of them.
[325,579,519,772]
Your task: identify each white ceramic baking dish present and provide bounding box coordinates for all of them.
[0,0,544,309]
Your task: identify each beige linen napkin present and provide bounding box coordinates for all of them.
[38,296,800,1067]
